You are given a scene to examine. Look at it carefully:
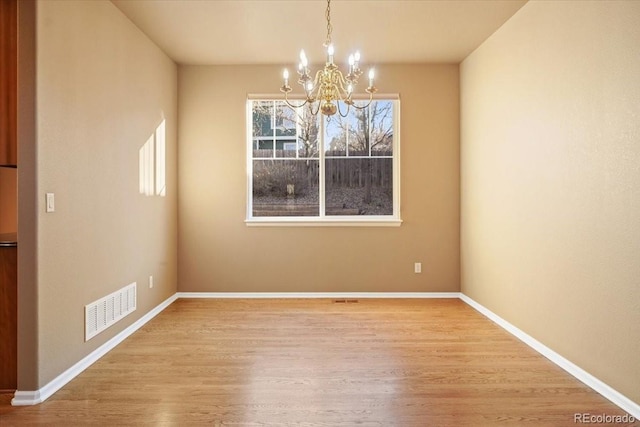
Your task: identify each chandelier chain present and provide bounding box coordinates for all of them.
[324,0,332,47]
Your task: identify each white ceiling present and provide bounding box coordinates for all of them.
[112,0,527,65]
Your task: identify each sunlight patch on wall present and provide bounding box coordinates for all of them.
[139,120,166,197]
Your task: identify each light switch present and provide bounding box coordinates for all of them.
[46,193,55,213]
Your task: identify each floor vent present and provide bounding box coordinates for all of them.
[333,299,359,304]
[85,282,137,341]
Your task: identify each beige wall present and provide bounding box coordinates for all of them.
[19,0,178,388]
[178,65,459,293]
[461,0,640,404]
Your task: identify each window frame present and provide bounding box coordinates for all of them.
[245,94,402,227]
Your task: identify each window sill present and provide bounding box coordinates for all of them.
[245,217,403,227]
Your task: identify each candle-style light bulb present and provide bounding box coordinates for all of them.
[283,69,289,80]
[354,51,361,63]
[327,44,334,63]
[348,54,355,66]
[306,81,313,92]
[368,68,375,87]
[300,50,308,67]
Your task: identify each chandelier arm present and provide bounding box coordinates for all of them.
[283,91,309,110]
[310,70,323,97]
[337,100,350,118]
[348,92,375,110]
[334,71,352,101]
[309,99,321,116]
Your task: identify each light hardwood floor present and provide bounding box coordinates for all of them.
[0,299,635,426]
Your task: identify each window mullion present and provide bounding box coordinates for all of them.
[368,103,372,158]
[319,115,326,217]
[296,107,300,160]
[272,100,276,158]
[346,111,349,158]
[247,101,254,219]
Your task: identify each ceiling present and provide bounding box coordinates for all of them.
[112,0,527,65]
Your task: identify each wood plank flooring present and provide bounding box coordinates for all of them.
[0,298,636,426]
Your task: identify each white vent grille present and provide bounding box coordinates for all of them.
[85,282,137,341]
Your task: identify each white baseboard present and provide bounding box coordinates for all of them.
[11,293,178,406]
[459,293,640,420]
[176,291,462,299]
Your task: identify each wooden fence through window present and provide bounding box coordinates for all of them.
[253,150,392,189]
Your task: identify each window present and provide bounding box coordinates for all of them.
[246,98,400,226]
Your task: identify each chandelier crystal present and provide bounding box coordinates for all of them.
[280,0,377,117]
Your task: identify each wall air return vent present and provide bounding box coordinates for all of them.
[85,282,137,341]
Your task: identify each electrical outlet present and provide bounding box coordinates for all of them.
[414,262,422,274]
[149,275,154,289]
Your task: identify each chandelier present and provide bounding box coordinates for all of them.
[279,0,377,117]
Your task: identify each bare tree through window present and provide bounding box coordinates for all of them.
[325,101,394,215]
